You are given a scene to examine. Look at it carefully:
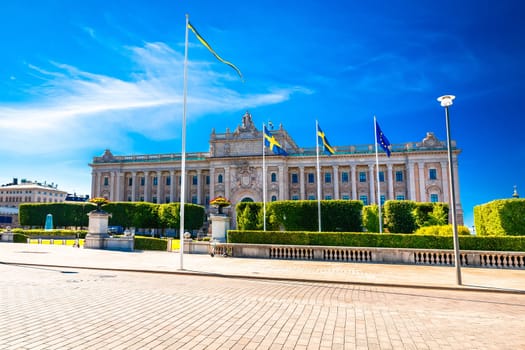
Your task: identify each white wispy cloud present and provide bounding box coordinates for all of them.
[0,40,308,156]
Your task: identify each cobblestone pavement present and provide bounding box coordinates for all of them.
[1,262,524,350]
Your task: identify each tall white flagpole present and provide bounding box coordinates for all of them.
[179,14,190,269]
[374,116,383,233]
[262,123,267,231]
[316,120,322,232]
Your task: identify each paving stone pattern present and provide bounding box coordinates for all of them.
[1,263,524,350]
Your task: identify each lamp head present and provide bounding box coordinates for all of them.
[437,95,455,107]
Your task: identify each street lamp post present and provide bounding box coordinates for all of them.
[437,95,462,285]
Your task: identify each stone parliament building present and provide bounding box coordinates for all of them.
[89,112,463,227]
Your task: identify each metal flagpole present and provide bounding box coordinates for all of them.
[316,120,322,232]
[179,14,190,270]
[262,123,267,231]
[374,116,383,233]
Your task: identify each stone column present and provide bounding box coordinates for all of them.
[209,168,215,203]
[418,162,426,202]
[131,172,137,202]
[299,166,305,200]
[332,165,339,199]
[170,170,176,203]
[225,167,230,199]
[278,165,285,199]
[197,169,202,204]
[387,164,394,200]
[368,164,375,204]
[156,171,162,203]
[110,172,116,201]
[116,172,124,201]
[440,161,449,203]
[144,171,150,202]
[407,162,416,201]
[91,171,97,199]
[351,164,357,200]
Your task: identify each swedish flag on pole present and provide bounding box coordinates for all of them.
[317,123,335,155]
[263,126,288,155]
[187,21,244,81]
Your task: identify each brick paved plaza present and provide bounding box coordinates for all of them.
[1,252,524,349]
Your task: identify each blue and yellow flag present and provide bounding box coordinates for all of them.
[264,126,288,155]
[317,124,335,155]
[375,120,391,157]
[188,21,244,81]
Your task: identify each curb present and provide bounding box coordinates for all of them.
[3,261,524,295]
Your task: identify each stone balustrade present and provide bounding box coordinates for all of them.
[187,242,525,269]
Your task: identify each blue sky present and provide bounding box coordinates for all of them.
[1,0,524,228]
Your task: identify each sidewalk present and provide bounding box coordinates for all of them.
[1,242,524,293]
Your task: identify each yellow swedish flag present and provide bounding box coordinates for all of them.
[188,21,244,81]
[317,124,335,155]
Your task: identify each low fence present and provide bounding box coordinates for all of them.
[187,242,525,269]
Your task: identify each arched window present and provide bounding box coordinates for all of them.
[218,174,223,183]
[271,195,277,202]
[271,173,277,182]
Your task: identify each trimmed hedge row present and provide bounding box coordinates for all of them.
[227,230,525,252]
[10,228,87,238]
[133,237,168,251]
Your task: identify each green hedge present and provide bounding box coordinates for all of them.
[11,229,87,238]
[133,237,168,251]
[227,230,525,251]
[474,199,525,236]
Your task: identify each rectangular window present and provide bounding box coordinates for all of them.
[308,173,315,183]
[140,177,145,186]
[166,176,171,186]
[153,177,158,186]
[359,195,368,205]
[128,178,133,186]
[308,195,316,200]
[103,177,109,186]
[342,195,350,200]
[206,175,210,185]
[165,196,170,204]
[429,169,437,180]
[192,175,198,185]
[380,195,386,205]
[291,173,298,184]
[191,195,197,204]
[152,196,157,203]
[430,194,439,202]
[205,195,209,205]
[341,172,349,183]
[127,196,132,201]
[379,171,385,182]
[325,195,332,200]
[292,195,299,200]
[396,195,405,200]
[359,172,366,182]
[325,172,331,183]
[395,171,403,182]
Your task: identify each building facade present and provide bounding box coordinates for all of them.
[0,178,69,227]
[89,112,463,227]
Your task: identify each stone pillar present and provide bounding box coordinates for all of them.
[368,164,375,204]
[209,168,215,202]
[418,162,426,202]
[351,164,357,199]
[440,161,449,203]
[170,170,176,203]
[84,210,111,249]
[131,172,137,202]
[197,169,202,204]
[387,164,394,200]
[110,172,115,201]
[332,165,339,199]
[407,162,416,200]
[225,168,230,199]
[156,171,162,203]
[299,166,305,200]
[210,214,230,242]
[278,165,285,199]
[144,171,150,202]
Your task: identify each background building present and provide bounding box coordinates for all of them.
[0,178,69,227]
[89,112,463,227]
